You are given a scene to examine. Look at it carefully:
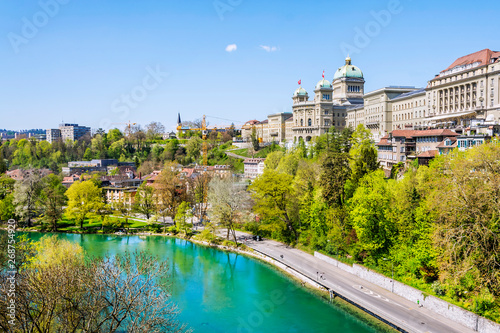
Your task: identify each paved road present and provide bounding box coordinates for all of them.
[225,151,248,160]
[228,230,475,333]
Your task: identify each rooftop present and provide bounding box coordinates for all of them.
[391,88,426,101]
[443,48,500,72]
[390,129,459,138]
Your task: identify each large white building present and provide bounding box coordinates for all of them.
[348,48,500,140]
[245,49,500,145]
[291,56,364,142]
[46,123,91,143]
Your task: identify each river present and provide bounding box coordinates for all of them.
[21,232,385,333]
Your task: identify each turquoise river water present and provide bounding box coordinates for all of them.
[21,232,384,333]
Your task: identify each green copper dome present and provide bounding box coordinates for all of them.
[316,78,332,89]
[333,56,363,80]
[294,87,308,96]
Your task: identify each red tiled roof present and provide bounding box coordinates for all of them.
[376,138,391,146]
[390,129,458,138]
[181,168,195,178]
[417,150,438,158]
[436,137,458,149]
[443,49,500,72]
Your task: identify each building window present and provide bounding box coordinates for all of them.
[308,118,312,126]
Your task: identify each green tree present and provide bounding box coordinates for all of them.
[175,201,193,235]
[153,163,187,227]
[0,147,7,174]
[276,152,300,176]
[0,174,15,199]
[188,173,212,224]
[66,180,104,229]
[346,124,379,197]
[13,170,43,227]
[348,170,393,261]
[0,236,190,332]
[264,151,284,170]
[425,141,500,297]
[250,169,299,242]
[208,177,250,244]
[145,121,165,140]
[251,127,259,151]
[107,128,124,143]
[185,136,202,162]
[134,183,156,220]
[83,147,93,161]
[113,194,133,230]
[319,152,351,207]
[40,174,66,231]
[0,194,15,221]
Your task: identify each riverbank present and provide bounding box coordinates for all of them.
[7,227,489,333]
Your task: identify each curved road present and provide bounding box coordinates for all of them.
[225,151,248,160]
[230,230,475,333]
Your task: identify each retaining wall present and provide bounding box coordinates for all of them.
[314,252,500,333]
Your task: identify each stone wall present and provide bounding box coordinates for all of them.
[314,252,499,333]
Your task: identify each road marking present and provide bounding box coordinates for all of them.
[352,285,405,308]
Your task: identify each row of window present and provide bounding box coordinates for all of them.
[347,86,361,93]
[393,99,425,111]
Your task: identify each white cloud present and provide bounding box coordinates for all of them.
[225,44,237,52]
[259,45,278,52]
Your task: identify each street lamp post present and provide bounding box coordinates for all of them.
[383,258,394,293]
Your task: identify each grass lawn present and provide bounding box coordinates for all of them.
[30,215,150,232]
[230,148,250,157]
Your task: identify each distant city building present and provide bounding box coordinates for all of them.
[62,159,135,176]
[243,158,265,179]
[376,123,499,172]
[46,123,91,143]
[46,129,62,144]
[6,168,52,181]
[376,129,460,171]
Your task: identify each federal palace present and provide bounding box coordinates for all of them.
[242,49,500,144]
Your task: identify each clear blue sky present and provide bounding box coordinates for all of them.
[1,0,499,131]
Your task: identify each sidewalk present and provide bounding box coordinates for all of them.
[227,230,476,333]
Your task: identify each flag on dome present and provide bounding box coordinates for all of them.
[298,79,301,85]
[322,70,325,79]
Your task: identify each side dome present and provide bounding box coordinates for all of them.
[316,78,332,89]
[294,87,308,96]
[333,56,363,80]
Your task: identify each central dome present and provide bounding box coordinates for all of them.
[333,56,363,80]
[316,78,332,89]
[294,87,308,96]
